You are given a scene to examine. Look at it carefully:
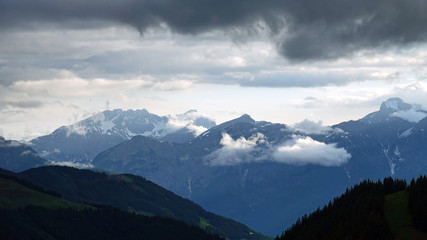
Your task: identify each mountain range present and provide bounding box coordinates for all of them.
[91,114,350,234]
[1,97,426,236]
[321,97,427,180]
[30,109,215,164]
[91,97,427,234]
[0,136,45,172]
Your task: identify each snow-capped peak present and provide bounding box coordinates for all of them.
[54,108,217,141]
[361,97,427,124]
[379,98,411,113]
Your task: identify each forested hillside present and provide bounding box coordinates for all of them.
[275,177,407,240]
[408,176,427,232]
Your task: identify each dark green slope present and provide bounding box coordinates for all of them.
[384,191,427,240]
[275,176,427,240]
[407,176,427,234]
[0,175,223,240]
[275,178,409,240]
[19,166,269,240]
[0,177,84,210]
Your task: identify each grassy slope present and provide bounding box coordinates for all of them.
[0,176,224,240]
[20,166,270,240]
[384,191,427,240]
[0,177,86,210]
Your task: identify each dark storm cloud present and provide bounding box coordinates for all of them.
[1,0,427,60]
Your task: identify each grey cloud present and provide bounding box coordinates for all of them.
[277,0,427,60]
[1,0,427,60]
[0,63,78,87]
[0,94,45,109]
[5,100,44,109]
[71,50,364,88]
[236,71,364,88]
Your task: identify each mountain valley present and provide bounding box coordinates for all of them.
[1,97,427,236]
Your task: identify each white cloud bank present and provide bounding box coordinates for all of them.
[46,160,94,169]
[292,119,333,134]
[205,132,268,166]
[166,110,215,137]
[272,137,351,167]
[392,106,427,123]
[220,132,266,150]
[206,132,351,167]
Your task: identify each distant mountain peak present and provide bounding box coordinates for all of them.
[198,114,256,138]
[379,98,411,113]
[360,97,421,124]
[30,108,216,163]
[224,114,256,126]
[236,114,256,123]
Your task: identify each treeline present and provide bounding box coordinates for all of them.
[408,175,427,232]
[276,177,407,240]
[0,204,224,240]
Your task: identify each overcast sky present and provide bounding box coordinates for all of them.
[1,0,427,140]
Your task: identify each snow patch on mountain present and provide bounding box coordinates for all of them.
[380,98,412,112]
[362,98,426,124]
[141,121,169,138]
[66,123,87,137]
[61,109,215,140]
[381,143,396,176]
[99,119,115,133]
[187,177,192,198]
[400,127,413,138]
[124,128,137,138]
[200,130,211,137]
[394,146,400,156]
[383,99,401,110]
